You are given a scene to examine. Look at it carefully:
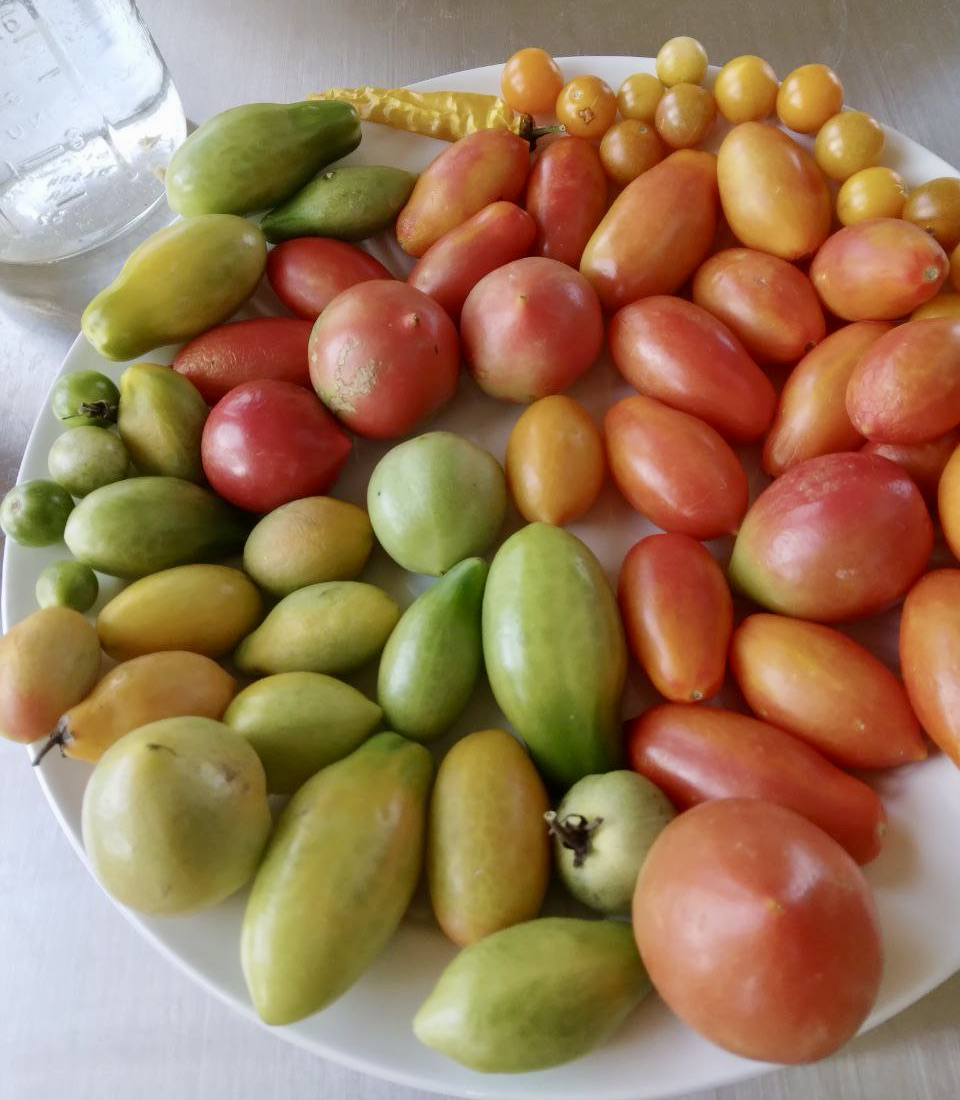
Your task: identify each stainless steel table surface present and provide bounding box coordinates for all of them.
[2,2,959,1099]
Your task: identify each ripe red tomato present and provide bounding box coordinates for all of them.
[460,256,604,403]
[200,379,351,513]
[265,238,394,321]
[626,704,887,864]
[632,798,883,1064]
[861,428,960,502]
[172,317,314,404]
[308,280,460,439]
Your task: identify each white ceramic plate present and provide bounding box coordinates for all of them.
[5,56,960,1100]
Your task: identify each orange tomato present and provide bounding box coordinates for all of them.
[554,74,617,140]
[911,291,960,321]
[730,613,926,769]
[505,395,605,525]
[936,441,960,559]
[717,122,832,261]
[618,533,733,703]
[500,47,564,116]
[861,428,960,503]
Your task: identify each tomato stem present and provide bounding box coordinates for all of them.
[544,810,604,867]
[32,724,68,767]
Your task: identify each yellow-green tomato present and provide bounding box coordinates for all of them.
[427,728,551,947]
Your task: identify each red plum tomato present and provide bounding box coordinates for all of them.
[200,379,351,513]
[265,237,394,321]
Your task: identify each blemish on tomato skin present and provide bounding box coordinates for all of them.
[328,337,381,414]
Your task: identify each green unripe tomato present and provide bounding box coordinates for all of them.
[49,369,120,428]
[35,560,100,612]
[48,426,130,497]
[1,479,75,547]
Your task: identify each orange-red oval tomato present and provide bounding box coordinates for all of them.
[845,317,960,443]
[626,704,887,864]
[911,291,960,321]
[717,122,832,261]
[172,316,314,404]
[608,295,776,442]
[730,613,926,769]
[603,395,749,539]
[505,395,605,525]
[691,247,826,365]
[861,428,960,503]
[762,320,891,476]
[264,237,394,320]
[407,200,536,323]
[523,136,609,268]
[308,280,460,439]
[936,442,960,558]
[618,533,733,703]
[395,128,531,258]
[728,451,934,622]
[810,217,949,321]
[579,149,719,312]
[900,569,960,768]
[460,256,604,403]
[632,798,883,1063]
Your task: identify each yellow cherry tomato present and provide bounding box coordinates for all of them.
[599,118,667,185]
[952,242,960,292]
[654,83,717,149]
[500,47,565,116]
[505,394,605,526]
[903,177,960,252]
[555,74,618,140]
[776,63,844,133]
[836,166,907,225]
[617,71,665,122]
[714,55,778,123]
[814,110,885,181]
[656,36,709,87]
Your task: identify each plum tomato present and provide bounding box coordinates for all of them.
[632,798,883,1064]
[460,256,603,403]
[200,379,351,513]
[308,279,460,439]
[861,427,960,503]
[265,237,393,320]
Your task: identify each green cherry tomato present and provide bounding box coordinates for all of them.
[50,369,120,428]
[35,559,100,612]
[0,479,75,547]
[47,425,130,497]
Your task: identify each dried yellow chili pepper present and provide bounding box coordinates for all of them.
[308,86,540,143]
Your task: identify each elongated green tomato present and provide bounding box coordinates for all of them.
[618,532,733,703]
[428,728,550,946]
[482,523,626,790]
[762,321,891,476]
[730,613,926,768]
[728,451,933,622]
[242,732,434,1024]
[117,363,209,483]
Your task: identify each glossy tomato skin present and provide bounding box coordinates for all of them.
[173,317,314,404]
[762,321,891,476]
[201,379,352,513]
[308,280,460,439]
[407,200,536,323]
[524,135,609,268]
[603,395,749,539]
[936,442,960,559]
[460,256,603,403]
[861,428,960,503]
[265,238,394,321]
[717,122,832,261]
[729,451,933,622]
[618,533,733,703]
[608,295,776,442]
[632,798,883,1064]
[845,317,960,443]
[730,613,926,769]
[810,217,949,321]
[579,149,719,312]
[626,704,887,864]
[395,128,531,258]
[900,569,960,767]
[691,247,826,364]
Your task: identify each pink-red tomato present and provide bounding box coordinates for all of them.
[861,428,960,503]
[810,217,949,321]
[200,379,351,513]
[691,247,826,364]
[762,321,891,476]
[504,394,605,525]
[308,280,460,439]
[172,317,314,404]
[265,237,394,321]
[632,798,883,1064]
[524,135,609,268]
[407,200,536,323]
[900,569,960,769]
[626,704,887,864]
[603,395,749,539]
[730,613,927,769]
[618,533,733,703]
[845,317,960,443]
[608,295,777,442]
[728,451,934,622]
[460,256,603,403]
